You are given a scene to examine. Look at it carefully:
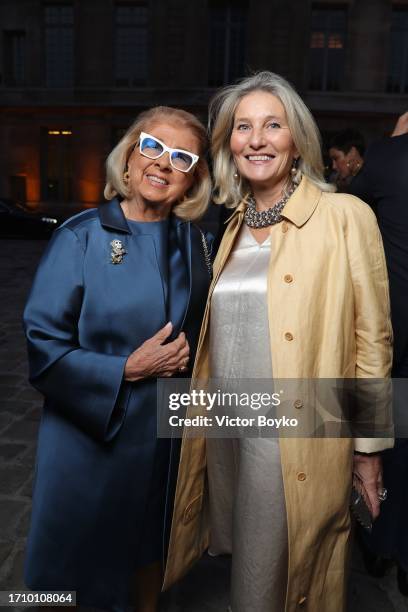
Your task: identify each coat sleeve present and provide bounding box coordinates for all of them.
[344,197,394,452]
[23,226,130,442]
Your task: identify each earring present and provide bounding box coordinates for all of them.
[233,168,239,180]
[291,158,299,177]
[123,170,130,184]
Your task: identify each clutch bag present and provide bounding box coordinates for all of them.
[350,472,373,532]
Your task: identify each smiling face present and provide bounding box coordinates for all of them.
[230,90,298,192]
[126,120,199,213]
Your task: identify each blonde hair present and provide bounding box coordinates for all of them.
[104,106,211,221]
[209,71,335,208]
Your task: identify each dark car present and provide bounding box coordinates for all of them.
[0,198,60,238]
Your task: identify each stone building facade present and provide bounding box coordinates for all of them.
[0,0,407,206]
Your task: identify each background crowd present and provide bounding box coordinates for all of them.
[327,113,408,597]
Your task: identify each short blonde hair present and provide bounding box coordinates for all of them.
[209,71,335,208]
[104,106,211,221]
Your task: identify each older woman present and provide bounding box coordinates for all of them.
[163,73,393,611]
[23,106,212,612]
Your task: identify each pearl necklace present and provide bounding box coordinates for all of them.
[244,184,296,228]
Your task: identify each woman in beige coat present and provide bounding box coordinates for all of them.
[163,72,393,611]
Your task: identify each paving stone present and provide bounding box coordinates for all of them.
[0,444,27,462]
[19,475,34,499]
[16,508,31,539]
[2,547,26,589]
[0,466,32,495]
[2,420,39,442]
[0,413,14,432]
[0,400,36,417]
[0,387,18,401]
[0,360,23,373]
[13,388,42,402]
[24,406,41,422]
[12,364,30,378]
[20,446,37,466]
[2,334,26,346]
[0,351,25,360]
[0,371,25,381]
[0,501,28,539]
[0,541,14,570]
[2,324,24,333]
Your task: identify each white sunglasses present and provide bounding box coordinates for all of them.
[139,132,199,173]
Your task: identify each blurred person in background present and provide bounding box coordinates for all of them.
[349,111,408,596]
[329,128,365,191]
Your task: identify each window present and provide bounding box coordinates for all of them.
[4,31,26,86]
[208,0,247,87]
[44,4,74,87]
[115,4,148,86]
[309,7,347,91]
[388,8,408,93]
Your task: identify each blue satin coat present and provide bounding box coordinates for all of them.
[23,198,212,611]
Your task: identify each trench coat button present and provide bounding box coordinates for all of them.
[284,274,293,283]
[298,595,307,605]
[282,221,289,233]
[297,472,307,481]
[294,399,303,409]
[284,332,294,341]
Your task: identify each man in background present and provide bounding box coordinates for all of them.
[350,112,408,595]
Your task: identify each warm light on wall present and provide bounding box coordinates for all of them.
[26,177,41,202]
[14,172,40,202]
[78,179,102,204]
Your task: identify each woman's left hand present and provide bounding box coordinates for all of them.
[353,452,383,519]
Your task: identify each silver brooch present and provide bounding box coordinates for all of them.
[110,239,127,264]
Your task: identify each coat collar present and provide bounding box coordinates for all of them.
[98,197,186,233]
[281,176,322,227]
[98,198,131,234]
[225,176,322,229]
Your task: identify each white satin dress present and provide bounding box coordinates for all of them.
[207,224,288,612]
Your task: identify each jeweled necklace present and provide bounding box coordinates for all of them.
[244,183,296,228]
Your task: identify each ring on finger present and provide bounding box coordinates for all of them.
[378,487,387,502]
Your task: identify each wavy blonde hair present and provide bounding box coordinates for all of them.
[209,71,335,208]
[104,106,211,221]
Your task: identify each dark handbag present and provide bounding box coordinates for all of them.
[350,472,373,532]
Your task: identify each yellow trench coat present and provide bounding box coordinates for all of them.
[163,177,393,611]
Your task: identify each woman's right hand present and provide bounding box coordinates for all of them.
[124,322,190,381]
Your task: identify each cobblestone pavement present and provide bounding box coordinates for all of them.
[0,239,407,612]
